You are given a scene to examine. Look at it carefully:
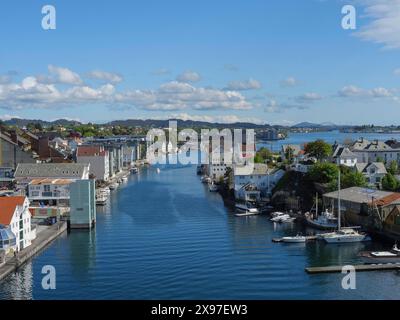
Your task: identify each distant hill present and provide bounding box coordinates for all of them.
[2,118,82,127]
[292,122,339,129]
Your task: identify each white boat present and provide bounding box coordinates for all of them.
[96,193,108,205]
[282,234,307,243]
[271,214,291,223]
[201,176,211,184]
[130,167,138,174]
[305,193,338,230]
[109,183,118,190]
[271,211,286,218]
[156,168,161,174]
[235,211,259,217]
[359,244,400,264]
[235,203,259,214]
[209,183,218,192]
[320,170,371,244]
[122,176,128,182]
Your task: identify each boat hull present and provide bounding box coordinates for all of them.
[305,218,337,230]
[323,235,371,243]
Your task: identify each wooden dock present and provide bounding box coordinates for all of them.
[305,263,400,274]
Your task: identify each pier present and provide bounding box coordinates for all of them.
[305,263,400,274]
[0,221,67,281]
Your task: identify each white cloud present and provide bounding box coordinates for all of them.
[46,65,83,85]
[355,0,400,49]
[265,99,308,113]
[295,92,323,102]
[338,85,394,98]
[0,114,21,121]
[224,78,262,91]
[157,113,265,125]
[280,77,298,87]
[86,70,123,83]
[151,68,171,76]
[394,68,400,75]
[176,71,201,83]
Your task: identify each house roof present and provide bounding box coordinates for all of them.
[374,193,400,207]
[324,187,399,205]
[234,163,269,176]
[352,138,396,152]
[0,196,26,225]
[333,145,356,158]
[76,146,107,157]
[30,178,73,186]
[15,163,89,179]
[355,162,387,174]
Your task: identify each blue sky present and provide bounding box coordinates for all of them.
[0,0,400,125]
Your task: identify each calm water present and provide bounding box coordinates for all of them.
[258,130,400,152]
[1,131,400,300]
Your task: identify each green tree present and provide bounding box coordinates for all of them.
[308,162,339,184]
[388,160,398,175]
[341,171,367,189]
[382,173,400,191]
[304,139,332,161]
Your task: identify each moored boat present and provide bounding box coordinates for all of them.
[359,244,400,264]
[282,234,307,243]
[235,202,259,214]
[209,182,218,192]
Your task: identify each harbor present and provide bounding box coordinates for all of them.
[1,163,400,300]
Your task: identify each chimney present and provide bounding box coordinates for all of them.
[10,130,18,144]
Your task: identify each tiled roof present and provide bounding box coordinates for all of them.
[76,146,107,157]
[0,196,26,225]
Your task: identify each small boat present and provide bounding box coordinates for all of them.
[282,234,307,243]
[271,211,286,218]
[109,183,118,190]
[156,168,161,174]
[209,183,218,192]
[96,194,108,205]
[359,243,400,264]
[122,176,128,182]
[305,194,337,230]
[271,214,291,223]
[201,176,211,184]
[235,211,259,217]
[235,202,259,214]
[130,167,138,174]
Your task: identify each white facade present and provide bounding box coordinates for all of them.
[4,198,35,252]
[77,155,109,181]
[28,179,72,205]
[208,163,232,180]
[234,164,285,198]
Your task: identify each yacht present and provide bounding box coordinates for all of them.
[359,243,400,264]
[235,202,259,214]
[282,234,307,243]
[305,193,337,230]
[319,170,371,244]
[209,182,218,192]
[271,213,291,223]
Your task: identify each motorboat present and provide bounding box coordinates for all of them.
[235,211,259,217]
[109,183,119,190]
[209,183,218,192]
[235,202,259,214]
[271,214,291,223]
[96,193,108,205]
[130,167,138,174]
[201,176,211,184]
[271,211,286,218]
[122,176,128,183]
[359,243,400,264]
[156,168,161,174]
[282,234,307,243]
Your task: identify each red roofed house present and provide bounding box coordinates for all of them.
[76,146,110,181]
[0,196,35,252]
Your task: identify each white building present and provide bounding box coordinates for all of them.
[332,145,358,167]
[0,196,36,252]
[27,178,73,206]
[355,162,387,186]
[351,138,400,165]
[76,146,110,181]
[234,163,285,201]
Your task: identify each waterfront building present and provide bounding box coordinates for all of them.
[76,145,110,181]
[350,138,400,166]
[256,128,278,141]
[69,180,96,229]
[27,178,73,206]
[234,163,285,200]
[323,187,400,230]
[354,162,387,187]
[14,163,90,190]
[0,167,14,188]
[0,196,36,252]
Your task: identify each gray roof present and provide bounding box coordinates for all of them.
[234,163,269,176]
[333,145,356,158]
[352,138,396,152]
[15,163,89,179]
[355,162,387,174]
[324,187,395,204]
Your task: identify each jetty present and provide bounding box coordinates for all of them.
[0,221,67,281]
[305,263,400,274]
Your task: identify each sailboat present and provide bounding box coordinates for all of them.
[305,193,337,230]
[319,170,371,243]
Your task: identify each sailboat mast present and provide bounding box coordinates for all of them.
[316,193,318,217]
[338,169,341,231]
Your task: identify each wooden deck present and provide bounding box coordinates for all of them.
[305,263,400,274]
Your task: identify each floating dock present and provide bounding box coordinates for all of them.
[0,222,67,281]
[305,263,400,274]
